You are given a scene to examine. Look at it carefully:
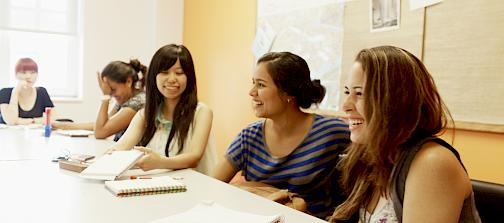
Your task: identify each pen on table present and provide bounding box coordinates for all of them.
[130,176,152,180]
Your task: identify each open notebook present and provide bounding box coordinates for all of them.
[80,150,143,180]
[149,201,284,223]
[105,176,186,197]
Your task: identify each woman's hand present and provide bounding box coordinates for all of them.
[97,72,112,96]
[134,146,165,171]
[14,79,29,95]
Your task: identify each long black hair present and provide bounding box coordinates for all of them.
[139,44,198,156]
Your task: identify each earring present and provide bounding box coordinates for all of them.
[287,98,291,103]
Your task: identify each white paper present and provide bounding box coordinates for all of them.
[56,129,94,137]
[409,0,442,11]
[150,201,283,223]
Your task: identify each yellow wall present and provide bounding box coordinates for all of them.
[183,0,504,184]
[183,0,257,158]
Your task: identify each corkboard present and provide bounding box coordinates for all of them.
[334,0,504,133]
[423,0,504,133]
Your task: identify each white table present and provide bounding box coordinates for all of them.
[0,127,114,161]
[0,161,327,223]
[0,128,328,223]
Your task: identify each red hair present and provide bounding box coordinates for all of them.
[15,58,38,74]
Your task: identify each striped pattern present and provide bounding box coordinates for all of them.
[226,115,350,218]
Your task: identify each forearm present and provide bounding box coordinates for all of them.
[2,92,20,125]
[159,153,202,170]
[94,100,110,137]
[14,117,34,125]
[53,122,94,130]
[211,158,238,183]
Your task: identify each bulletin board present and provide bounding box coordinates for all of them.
[338,0,504,133]
[422,0,504,133]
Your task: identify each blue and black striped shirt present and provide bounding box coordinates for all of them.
[226,115,350,218]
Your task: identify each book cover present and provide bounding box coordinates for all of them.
[80,150,143,180]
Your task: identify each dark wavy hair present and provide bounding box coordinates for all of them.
[101,59,147,89]
[139,44,198,156]
[330,46,452,221]
[257,52,325,109]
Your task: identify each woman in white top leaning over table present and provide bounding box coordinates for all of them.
[106,44,217,175]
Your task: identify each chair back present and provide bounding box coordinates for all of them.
[472,180,504,223]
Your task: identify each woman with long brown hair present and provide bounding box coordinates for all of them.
[330,46,480,222]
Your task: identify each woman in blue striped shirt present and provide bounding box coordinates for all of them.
[212,52,351,219]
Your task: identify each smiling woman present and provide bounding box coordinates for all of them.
[212,52,351,219]
[0,58,54,125]
[105,44,217,176]
[51,59,147,141]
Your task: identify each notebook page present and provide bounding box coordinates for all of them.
[149,201,284,223]
[80,150,143,180]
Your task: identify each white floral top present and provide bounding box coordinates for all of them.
[359,197,399,223]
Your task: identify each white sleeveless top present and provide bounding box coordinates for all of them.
[146,102,217,175]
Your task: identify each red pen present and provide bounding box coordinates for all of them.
[130,176,152,180]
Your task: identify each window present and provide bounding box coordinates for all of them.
[0,0,81,100]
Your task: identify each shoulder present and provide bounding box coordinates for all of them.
[194,102,213,120]
[408,140,471,195]
[313,114,348,128]
[0,87,14,94]
[122,91,146,110]
[231,120,264,140]
[311,114,350,136]
[195,102,212,114]
[243,120,263,133]
[0,88,13,102]
[35,87,51,98]
[128,91,146,104]
[36,87,49,94]
[137,108,145,118]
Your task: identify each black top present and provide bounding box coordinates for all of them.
[0,87,54,124]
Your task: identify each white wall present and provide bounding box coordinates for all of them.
[54,0,183,122]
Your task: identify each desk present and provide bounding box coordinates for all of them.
[0,128,327,223]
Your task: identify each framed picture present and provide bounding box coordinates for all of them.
[370,0,400,32]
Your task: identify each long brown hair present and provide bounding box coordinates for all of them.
[139,44,198,155]
[330,46,452,221]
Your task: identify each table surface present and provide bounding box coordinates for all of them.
[0,127,327,223]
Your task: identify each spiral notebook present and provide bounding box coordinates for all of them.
[105,176,186,197]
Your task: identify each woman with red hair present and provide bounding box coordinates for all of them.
[0,58,54,125]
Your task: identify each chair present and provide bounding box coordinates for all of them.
[471,179,504,223]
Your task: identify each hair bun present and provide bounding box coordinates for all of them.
[129,59,147,75]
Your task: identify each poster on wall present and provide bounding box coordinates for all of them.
[370,0,400,32]
[253,0,345,111]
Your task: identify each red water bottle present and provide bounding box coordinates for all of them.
[44,107,52,137]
